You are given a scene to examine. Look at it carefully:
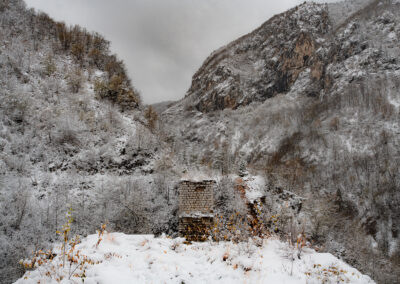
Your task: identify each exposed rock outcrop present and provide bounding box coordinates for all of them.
[186,3,331,112]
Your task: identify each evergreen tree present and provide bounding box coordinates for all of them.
[238,160,248,177]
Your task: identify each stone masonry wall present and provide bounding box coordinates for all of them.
[178,217,214,242]
[179,180,215,215]
[179,180,215,241]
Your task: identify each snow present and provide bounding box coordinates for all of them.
[180,171,215,182]
[94,70,105,77]
[243,175,265,202]
[179,212,214,218]
[388,88,400,109]
[388,31,397,40]
[15,233,375,284]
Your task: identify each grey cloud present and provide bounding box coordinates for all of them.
[24,0,334,104]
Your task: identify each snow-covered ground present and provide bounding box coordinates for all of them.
[16,233,375,284]
[242,175,265,202]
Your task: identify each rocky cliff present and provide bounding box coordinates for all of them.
[184,1,386,113]
[186,2,330,112]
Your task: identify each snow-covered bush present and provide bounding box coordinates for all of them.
[20,209,104,283]
[66,68,83,93]
[42,54,57,76]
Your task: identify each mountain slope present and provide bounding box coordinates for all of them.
[162,1,400,282]
[185,2,330,112]
[0,1,180,282]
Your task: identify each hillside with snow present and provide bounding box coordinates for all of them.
[2,0,400,283]
[15,233,374,284]
[161,0,400,282]
[0,1,180,282]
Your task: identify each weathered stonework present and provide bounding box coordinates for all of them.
[178,180,215,241]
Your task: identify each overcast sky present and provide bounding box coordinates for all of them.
[24,0,335,104]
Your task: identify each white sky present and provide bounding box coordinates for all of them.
[24,0,337,104]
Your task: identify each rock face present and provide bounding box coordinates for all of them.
[184,1,384,113]
[163,0,400,282]
[186,3,330,112]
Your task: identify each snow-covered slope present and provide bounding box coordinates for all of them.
[15,233,374,284]
[0,1,180,282]
[161,1,400,282]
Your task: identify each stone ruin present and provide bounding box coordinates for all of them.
[178,179,215,241]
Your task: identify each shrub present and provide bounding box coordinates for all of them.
[88,48,102,68]
[144,106,158,131]
[209,177,272,242]
[5,95,28,124]
[71,43,85,63]
[104,58,123,78]
[269,132,302,166]
[19,209,105,283]
[92,34,109,51]
[94,75,123,101]
[67,68,83,93]
[305,264,350,283]
[56,22,72,51]
[43,55,56,76]
[94,76,139,110]
[238,160,248,177]
[53,118,81,148]
[11,185,29,230]
[94,79,108,99]
[329,116,339,131]
[0,1,9,12]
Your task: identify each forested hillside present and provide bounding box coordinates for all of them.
[0,1,179,282]
[162,1,400,282]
